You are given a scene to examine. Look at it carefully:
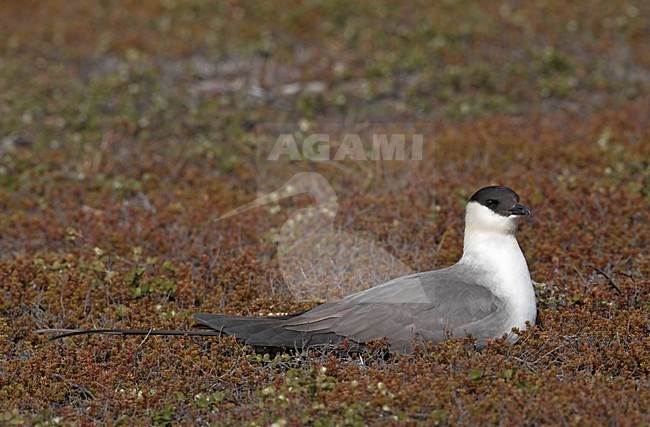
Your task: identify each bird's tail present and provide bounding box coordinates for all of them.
[38,312,348,350]
[36,314,302,341]
[193,313,346,349]
[36,328,226,340]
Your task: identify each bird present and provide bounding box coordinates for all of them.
[39,186,536,354]
[216,172,413,302]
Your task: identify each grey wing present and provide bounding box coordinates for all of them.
[283,267,507,352]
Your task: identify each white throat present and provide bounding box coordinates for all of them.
[458,202,536,328]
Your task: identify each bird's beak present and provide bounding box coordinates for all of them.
[508,202,532,217]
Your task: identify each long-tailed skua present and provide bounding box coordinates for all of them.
[39,186,536,354]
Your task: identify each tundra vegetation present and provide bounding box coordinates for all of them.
[0,1,648,425]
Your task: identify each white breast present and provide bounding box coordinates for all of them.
[459,231,537,331]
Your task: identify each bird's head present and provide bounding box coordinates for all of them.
[464,186,532,236]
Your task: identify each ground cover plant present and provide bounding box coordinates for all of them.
[0,1,649,425]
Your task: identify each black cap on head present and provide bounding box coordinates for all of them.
[469,186,531,217]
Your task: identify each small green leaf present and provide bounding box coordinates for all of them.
[469,369,484,380]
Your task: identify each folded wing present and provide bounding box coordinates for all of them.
[194,265,506,353]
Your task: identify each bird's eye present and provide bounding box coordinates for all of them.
[486,199,498,208]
